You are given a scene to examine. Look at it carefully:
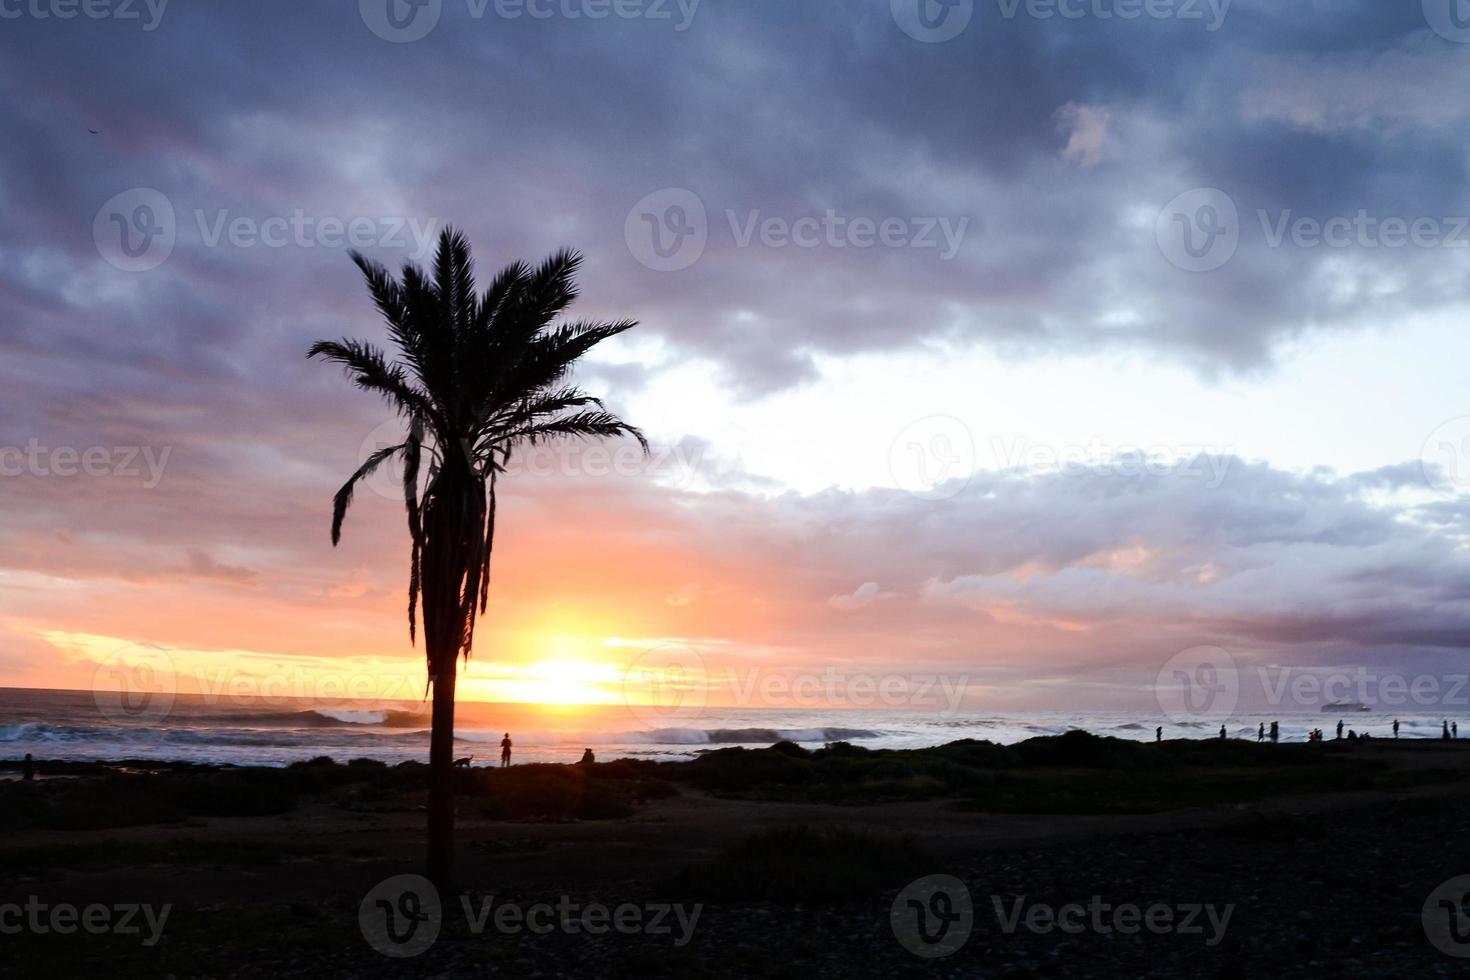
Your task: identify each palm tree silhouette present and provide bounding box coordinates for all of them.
[310,229,644,889]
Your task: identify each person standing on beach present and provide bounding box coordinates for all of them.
[22,753,33,781]
[1443,721,1451,740]
[1393,719,1400,739]
[1270,721,1279,744]
[1336,720,1344,740]
[500,733,513,767]
[1258,723,1265,742]
[1220,725,1227,740]
[1156,726,1162,742]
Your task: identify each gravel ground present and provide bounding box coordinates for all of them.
[4,754,1468,978]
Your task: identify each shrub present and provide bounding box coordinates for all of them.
[46,776,186,830]
[477,765,635,821]
[157,773,297,817]
[672,747,813,793]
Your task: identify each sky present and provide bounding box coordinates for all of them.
[3,0,1470,715]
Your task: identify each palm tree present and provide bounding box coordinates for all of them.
[309,229,644,890]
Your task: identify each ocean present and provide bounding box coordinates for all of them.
[0,687,1456,767]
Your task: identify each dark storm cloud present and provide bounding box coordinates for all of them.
[3,0,1468,403]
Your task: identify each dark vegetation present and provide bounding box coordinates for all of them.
[0,732,1453,833]
[653,731,1451,811]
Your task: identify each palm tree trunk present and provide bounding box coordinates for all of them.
[426,660,457,892]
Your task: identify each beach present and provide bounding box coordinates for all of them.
[3,735,1468,977]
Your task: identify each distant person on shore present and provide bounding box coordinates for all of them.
[579,748,595,765]
[1258,723,1265,742]
[1156,726,1162,742]
[1393,719,1400,739]
[1336,720,1344,740]
[1444,721,1452,741]
[22,753,33,781]
[1220,725,1228,740]
[500,733,513,767]
[1270,721,1279,744]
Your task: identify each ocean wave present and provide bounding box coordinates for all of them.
[0,723,431,748]
[160,708,430,729]
[0,722,52,741]
[456,726,883,746]
[622,726,882,745]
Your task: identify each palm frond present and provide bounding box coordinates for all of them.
[307,339,441,430]
[330,441,406,545]
[508,410,649,452]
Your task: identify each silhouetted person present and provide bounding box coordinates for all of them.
[1336,720,1344,740]
[1445,721,1452,741]
[1156,725,1163,742]
[1270,721,1279,744]
[1220,725,1228,740]
[1258,723,1265,742]
[1348,729,1358,742]
[22,753,33,781]
[1393,719,1400,739]
[579,748,595,765]
[500,733,513,767]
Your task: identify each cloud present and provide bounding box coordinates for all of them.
[3,0,1469,708]
[828,581,896,610]
[6,433,1466,706]
[1056,103,1111,167]
[2,1,1468,402]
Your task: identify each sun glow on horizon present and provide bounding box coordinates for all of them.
[463,657,624,706]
